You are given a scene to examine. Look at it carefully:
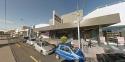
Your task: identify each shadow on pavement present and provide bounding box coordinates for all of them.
[0,43,16,48]
[61,60,74,62]
[96,53,125,62]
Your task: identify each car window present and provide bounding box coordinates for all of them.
[42,43,45,46]
[42,42,49,46]
[24,37,29,39]
[31,39,36,41]
[60,46,71,53]
[44,42,49,46]
[37,43,41,46]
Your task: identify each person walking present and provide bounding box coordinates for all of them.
[88,40,92,48]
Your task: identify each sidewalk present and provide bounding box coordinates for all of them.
[83,46,105,62]
[0,40,16,62]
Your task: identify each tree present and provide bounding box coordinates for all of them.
[60,35,68,43]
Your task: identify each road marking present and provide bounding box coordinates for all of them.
[16,44,21,47]
[30,56,38,62]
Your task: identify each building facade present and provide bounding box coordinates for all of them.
[35,8,120,45]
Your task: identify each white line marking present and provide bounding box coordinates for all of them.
[30,56,38,62]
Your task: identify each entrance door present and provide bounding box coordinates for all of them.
[83,30,92,41]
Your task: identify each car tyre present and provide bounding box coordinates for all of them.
[40,50,43,54]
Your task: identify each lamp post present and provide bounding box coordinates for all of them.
[73,12,81,49]
[76,0,81,49]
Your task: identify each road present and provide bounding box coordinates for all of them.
[9,38,59,62]
[8,38,125,62]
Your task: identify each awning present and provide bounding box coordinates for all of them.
[34,23,77,31]
[80,13,120,27]
[34,13,120,32]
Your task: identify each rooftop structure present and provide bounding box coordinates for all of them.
[35,10,120,32]
[83,2,125,26]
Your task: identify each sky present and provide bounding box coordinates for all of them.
[0,0,124,30]
[0,0,83,30]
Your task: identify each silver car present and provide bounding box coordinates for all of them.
[34,41,55,55]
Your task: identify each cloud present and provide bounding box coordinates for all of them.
[0,19,15,24]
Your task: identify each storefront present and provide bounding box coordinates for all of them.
[34,13,120,45]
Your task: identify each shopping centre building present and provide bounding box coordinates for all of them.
[34,1,125,45]
[35,12,120,45]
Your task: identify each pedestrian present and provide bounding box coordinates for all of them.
[88,40,92,48]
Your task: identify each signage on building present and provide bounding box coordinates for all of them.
[53,10,62,25]
[54,14,62,23]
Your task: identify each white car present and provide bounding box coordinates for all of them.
[26,38,36,46]
[34,41,55,55]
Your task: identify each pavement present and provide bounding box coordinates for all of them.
[83,46,105,62]
[0,40,16,62]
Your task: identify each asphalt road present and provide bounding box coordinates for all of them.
[9,39,59,62]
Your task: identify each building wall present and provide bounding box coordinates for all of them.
[61,10,83,23]
[0,31,4,35]
[49,10,83,25]
[119,28,125,36]
[83,2,125,26]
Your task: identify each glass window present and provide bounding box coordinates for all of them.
[31,39,36,41]
[37,43,41,46]
[60,46,71,53]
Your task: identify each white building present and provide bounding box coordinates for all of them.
[82,2,125,26]
[49,10,83,25]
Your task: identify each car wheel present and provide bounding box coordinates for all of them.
[55,54,60,59]
[40,50,43,54]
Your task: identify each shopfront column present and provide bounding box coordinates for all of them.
[98,26,104,46]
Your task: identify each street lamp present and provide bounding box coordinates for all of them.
[76,0,81,49]
[73,12,81,49]
[73,11,81,49]
[76,12,81,49]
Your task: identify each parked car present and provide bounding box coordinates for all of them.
[55,44,85,62]
[34,41,55,55]
[26,38,36,46]
[21,36,29,43]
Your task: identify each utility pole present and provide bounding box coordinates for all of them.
[76,0,81,49]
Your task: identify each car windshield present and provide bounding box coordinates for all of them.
[42,42,49,46]
[60,45,78,53]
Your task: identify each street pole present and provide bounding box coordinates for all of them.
[76,0,81,49]
[77,17,81,48]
